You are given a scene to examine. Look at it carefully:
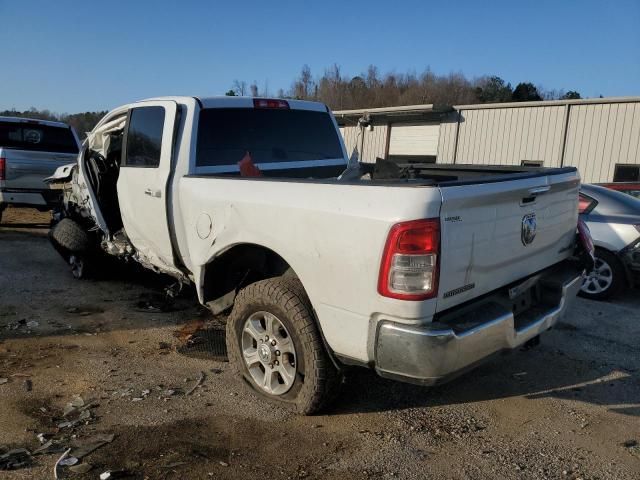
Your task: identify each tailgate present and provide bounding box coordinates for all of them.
[436,170,580,312]
[1,149,77,190]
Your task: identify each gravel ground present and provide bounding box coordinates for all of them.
[0,207,639,480]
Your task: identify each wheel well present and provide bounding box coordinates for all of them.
[202,244,296,314]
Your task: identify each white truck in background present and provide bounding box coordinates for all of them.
[47,96,589,414]
[0,116,80,222]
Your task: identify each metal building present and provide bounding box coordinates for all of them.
[335,97,640,183]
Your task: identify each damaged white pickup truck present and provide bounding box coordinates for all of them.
[47,96,591,414]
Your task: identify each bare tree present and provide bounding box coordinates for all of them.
[232,80,247,96]
[280,64,569,109]
[250,81,259,97]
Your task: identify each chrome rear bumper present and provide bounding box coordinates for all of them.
[375,264,583,386]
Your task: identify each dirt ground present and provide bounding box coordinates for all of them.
[0,207,639,480]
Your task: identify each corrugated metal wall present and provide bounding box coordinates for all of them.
[340,124,388,163]
[437,99,640,182]
[339,126,359,159]
[362,124,388,162]
[339,99,640,182]
[440,106,566,167]
[563,102,640,183]
[437,113,459,163]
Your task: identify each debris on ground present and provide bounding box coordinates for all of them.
[100,469,133,479]
[59,456,79,466]
[161,389,176,398]
[174,319,205,342]
[135,292,185,313]
[0,378,7,385]
[0,448,31,470]
[70,433,115,459]
[66,306,105,316]
[58,409,91,429]
[23,379,32,391]
[54,448,72,479]
[622,439,639,456]
[185,371,206,396]
[69,462,93,474]
[33,440,66,456]
[162,461,187,469]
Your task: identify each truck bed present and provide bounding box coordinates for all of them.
[186,161,577,188]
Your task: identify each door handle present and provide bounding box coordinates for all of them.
[144,188,162,198]
[528,186,551,196]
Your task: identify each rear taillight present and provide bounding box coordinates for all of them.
[578,196,591,213]
[0,157,5,180]
[253,98,289,109]
[378,218,440,300]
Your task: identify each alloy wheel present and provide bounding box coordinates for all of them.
[581,257,613,294]
[241,311,297,395]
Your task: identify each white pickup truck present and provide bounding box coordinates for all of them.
[47,96,588,414]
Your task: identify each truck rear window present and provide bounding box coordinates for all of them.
[0,121,79,154]
[195,108,344,171]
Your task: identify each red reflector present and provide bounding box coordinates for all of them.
[253,98,289,109]
[378,218,440,301]
[0,157,5,181]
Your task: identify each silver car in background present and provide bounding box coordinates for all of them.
[0,116,80,223]
[579,184,640,300]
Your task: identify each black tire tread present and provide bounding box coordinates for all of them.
[226,276,341,415]
[49,218,90,254]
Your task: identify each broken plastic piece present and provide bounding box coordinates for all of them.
[59,456,79,466]
[70,433,115,459]
[0,449,31,470]
[100,469,132,479]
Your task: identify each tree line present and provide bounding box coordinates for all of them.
[0,108,107,138]
[227,64,583,110]
[2,64,584,131]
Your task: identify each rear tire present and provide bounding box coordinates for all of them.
[579,248,625,300]
[226,276,341,415]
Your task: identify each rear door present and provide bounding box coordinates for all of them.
[436,170,580,311]
[0,120,79,193]
[117,101,178,272]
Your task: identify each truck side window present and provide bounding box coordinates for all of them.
[124,106,165,167]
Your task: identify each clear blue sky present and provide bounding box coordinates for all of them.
[1,0,638,113]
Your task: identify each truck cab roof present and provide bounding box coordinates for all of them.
[137,96,330,112]
[0,115,73,129]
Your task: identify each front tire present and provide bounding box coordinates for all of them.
[579,248,625,300]
[226,277,340,415]
[49,218,92,279]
